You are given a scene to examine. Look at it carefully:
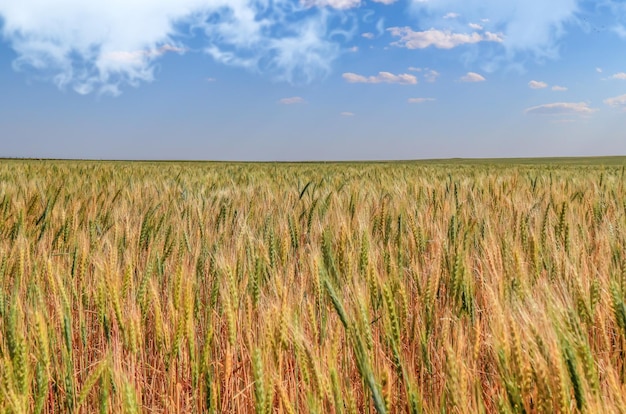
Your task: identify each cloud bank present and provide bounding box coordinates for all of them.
[0,0,354,94]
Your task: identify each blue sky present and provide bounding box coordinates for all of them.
[1,0,626,160]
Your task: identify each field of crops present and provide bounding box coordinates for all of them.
[1,159,626,413]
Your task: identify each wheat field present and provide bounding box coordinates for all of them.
[0,159,626,413]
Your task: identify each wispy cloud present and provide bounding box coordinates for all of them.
[302,0,360,9]
[468,23,483,30]
[410,0,581,59]
[604,94,626,109]
[408,97,435,103]
[343,71,417,84]
[388,27,503,49]
[443,12,460,19]
[340,111,355,116]
[609,72,626,80]
[460,72,485,82]
[407,67,440,82]
[551,85,567,91]
[101,45,185,65]
[613,25,626,39]
[279,96,306,104]
[0,0,353,94]
[524,102,597,116]
[528,80,548,89]
[424,69,440,83]
[361,32,375,39]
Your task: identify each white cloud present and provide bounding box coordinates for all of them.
[551,85,567,91]
[604,94,626,108]
[340,111,355,116]
[0,0,352,94]
[443,12,460,19]
[408,97,435,103]
[424,69,440,83]
[609,72,626,80]
[206,77,217,82]
[468,23,483,30]
[596,67,603,73]
[371,0,397,3]
[362,32,375,39]
[279,96,306,104]
[302,0,360,9]
[101,45,184,66]
[388,27,503,49]
[407,67,439,82]
[342,71,417,84]
[410,0,581,59]
[524,102,597,116]
[460,72,485,82]
[528,80,548,89]
[613,25,626,39]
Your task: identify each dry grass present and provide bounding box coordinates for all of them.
[0,159,625,413]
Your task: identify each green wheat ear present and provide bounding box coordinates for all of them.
[252,348,266,414]
[77,357,109,407]
[122,376,139,414]
[610,282,626,337]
